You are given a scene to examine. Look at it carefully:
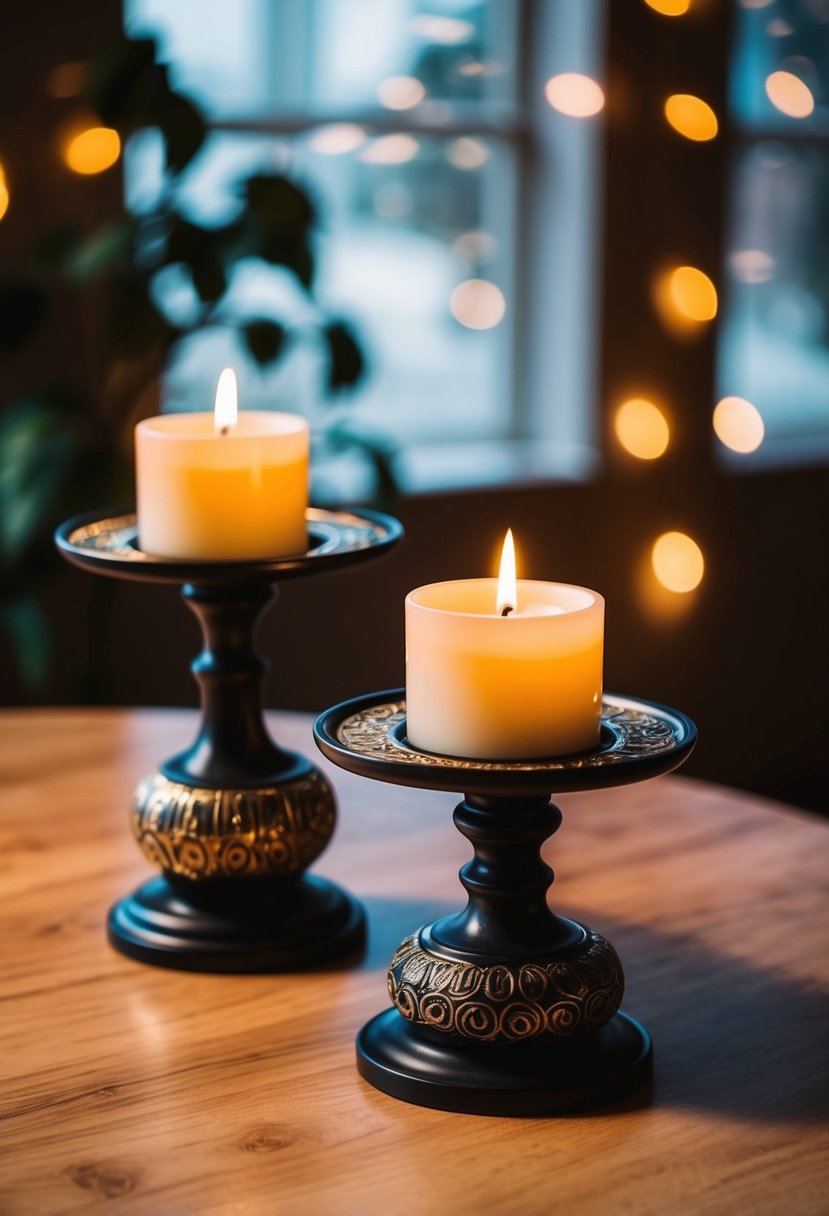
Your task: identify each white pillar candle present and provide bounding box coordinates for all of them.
[405,533,604,759]
[135,369,309,560]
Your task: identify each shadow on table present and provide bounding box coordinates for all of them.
[356,896,828,1125]
[566,907,829,1126]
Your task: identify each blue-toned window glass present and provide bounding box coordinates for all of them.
[123,0,519,446]
[720,0,829,459]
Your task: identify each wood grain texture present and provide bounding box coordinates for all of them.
[0,708,827,1216]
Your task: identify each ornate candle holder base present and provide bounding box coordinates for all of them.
[109,875,364,973]
[107,759,364,971]
[315,691,696,1116]
[56,507,402,973]
[357,1008,651,1117]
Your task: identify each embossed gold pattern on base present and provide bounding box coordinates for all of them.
[132,768,337,880]
[388,928,624,1043]
[337,698,680,773]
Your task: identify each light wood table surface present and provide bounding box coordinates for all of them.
[1,708,827,1216]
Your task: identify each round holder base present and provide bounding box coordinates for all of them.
[108,873,365,973]
[357,1009,652,1117]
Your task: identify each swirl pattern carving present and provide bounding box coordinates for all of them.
[131,768,336,879]
[388,929,624,1043]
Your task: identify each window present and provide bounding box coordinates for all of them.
[719,0,829,464]
[124,0,605,489]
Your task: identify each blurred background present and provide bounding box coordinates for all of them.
[1,0,827,814]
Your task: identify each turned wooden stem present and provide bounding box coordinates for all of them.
[161,582,299,788]
[428,794,580,957]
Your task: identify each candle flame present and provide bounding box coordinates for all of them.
[214,368,238,434]
[496,528,517,615]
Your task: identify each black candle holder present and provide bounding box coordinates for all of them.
[55,507,403,973]
[314,690,696,1116]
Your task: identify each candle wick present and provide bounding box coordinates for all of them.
[501,605,513,617]
[220,425,230,437]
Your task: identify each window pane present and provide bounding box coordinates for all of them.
[731,0,829,131]
[125,0,518,119]
[127,129,514,442]
[719,141,829,450]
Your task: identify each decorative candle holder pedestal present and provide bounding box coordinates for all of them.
[315,691,696,1116]
[56,508,403,972]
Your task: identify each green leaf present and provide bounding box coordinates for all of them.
[166,217,213,264]
[0,280,48,356]
[242,319,286,366]
[323,321,366,393]
[259,235,314,288]
[245,174,315,237]
[161,94,206,173]
[0,399,78,564]
[84,35,158,127]
[1,596,51,689]
[66,220,135,283]
[191,262,227,304]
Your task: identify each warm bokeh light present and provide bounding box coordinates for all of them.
[377,76,425,110]
[545,74,605,118]
[496,528,517,615]
[309,123,366,155]
[664,94,718,141]
[63,126,121,175]
[652,532,704,593]
[452,229,497,262]
[767,18,793,36]
[446,137,489,170]
[729,249,775,284]
[450,279,506,330]
[410,14,474,44]
[655,265,718,333]
[643,0,691,15]
[713,396,765,453]
[765,71,815,119]
[0,164,9,222]
[669,266,717,320]
[614,398,670,460]
[360,134,420,164]
[214,368,238,433]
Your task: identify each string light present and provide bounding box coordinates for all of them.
[450,280,506,330]
[643,0,692,16]
[765,71,814,119]
[614,398,670,460]
[63,126,121,175]
[0,163,9,221]
[377,76,425,111]
[545,74,605,118]
[309,124,366,155]
[664,94,718,141]
[652,532,704,593]
[713,397,765,453]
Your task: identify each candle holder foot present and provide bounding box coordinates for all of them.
[315,690,696,1116]
[56,508,402,972]
[356,1008,652,1117]
[108,874,365,973]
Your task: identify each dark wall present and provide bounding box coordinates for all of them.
[27,459,828,816]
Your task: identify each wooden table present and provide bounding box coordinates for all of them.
[1,709,827,1216]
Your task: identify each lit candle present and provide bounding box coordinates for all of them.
[135,369,309,559]
[405,530,604,759]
